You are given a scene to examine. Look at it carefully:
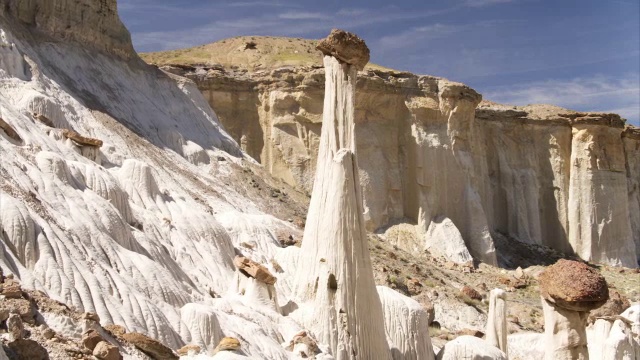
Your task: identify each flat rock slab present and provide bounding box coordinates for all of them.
[62,129,103,147]
[0,117,21,142]
[317,29,370,70]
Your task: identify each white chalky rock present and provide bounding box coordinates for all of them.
[377,286,435,360]
[436,335,507,360]
[587,318,638,360]
[486,289,508,356]
[422,216,473,264]
[292,34,390,358]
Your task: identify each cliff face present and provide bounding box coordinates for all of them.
[0,0,135,59]
[166,65,640,268]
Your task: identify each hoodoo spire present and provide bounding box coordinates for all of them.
[293,29,390,359]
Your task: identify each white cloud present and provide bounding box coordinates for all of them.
[226,1,287,7]
[482,74,640,125]
[277,11,328,20]
[464,0,513,7]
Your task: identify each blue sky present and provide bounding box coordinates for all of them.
[119,0,640,125]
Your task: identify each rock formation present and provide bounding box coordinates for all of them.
[0,1,307,357]
[61,129,104,147]
[568,115,636,267]
[0,117,21,142]
[165,51,640,268]
[1,0,638,358]
[486,288,508,356]
[292,29,390,359]
[436,335,507,360]
[539,259,609,359]
[377,286,435,360]
[0,0,135,59]
[214,337,242,353]
[588,317,638,360]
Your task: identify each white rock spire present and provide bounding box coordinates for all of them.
[486,289,508,356]
[293,29,391,359]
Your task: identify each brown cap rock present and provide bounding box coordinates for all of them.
[538,259,609,311]
[317,29,370,70]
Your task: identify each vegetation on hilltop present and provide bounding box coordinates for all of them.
[140,35,392,71]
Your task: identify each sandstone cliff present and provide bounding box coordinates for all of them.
[1,0,135,59]
[162,60,640,268]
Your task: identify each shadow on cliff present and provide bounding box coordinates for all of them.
[494,231,579,269]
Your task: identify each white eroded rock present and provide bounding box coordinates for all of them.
[423,216,472,264]
[436,335,507,360]
[0,192,38,269]
[486,289,507,355]
[292,49,390,358]
[507,332,545,360]
[568,123,637,267]
[587,318,638,360]
[377,286,435,360]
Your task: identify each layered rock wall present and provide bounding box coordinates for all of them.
[165,61,640,268]
[0,0,135,59]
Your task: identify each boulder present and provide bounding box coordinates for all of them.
[0,298,35,323]
[6,313,24,341]
[6,339,49,360]
[461,286,483,301]
[233,256,277,285]
[424,216,474,264]
[82,329,105,351]
[177,344,201,356]
[0,308,9,322]
[538,259,609,312]
[214,337,241,352]
[0,117,21,142]
[93,341,121,360]
[316,29,370,70]
[42,327,56,339]
[1,279,23,298]
[121,332,178,360]
[104,324,127,337]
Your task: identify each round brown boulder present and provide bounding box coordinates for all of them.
[538,259,609,311]
[317,29,370,70]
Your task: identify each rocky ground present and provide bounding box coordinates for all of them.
[367,224,640,352]
[2,216,637,358]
